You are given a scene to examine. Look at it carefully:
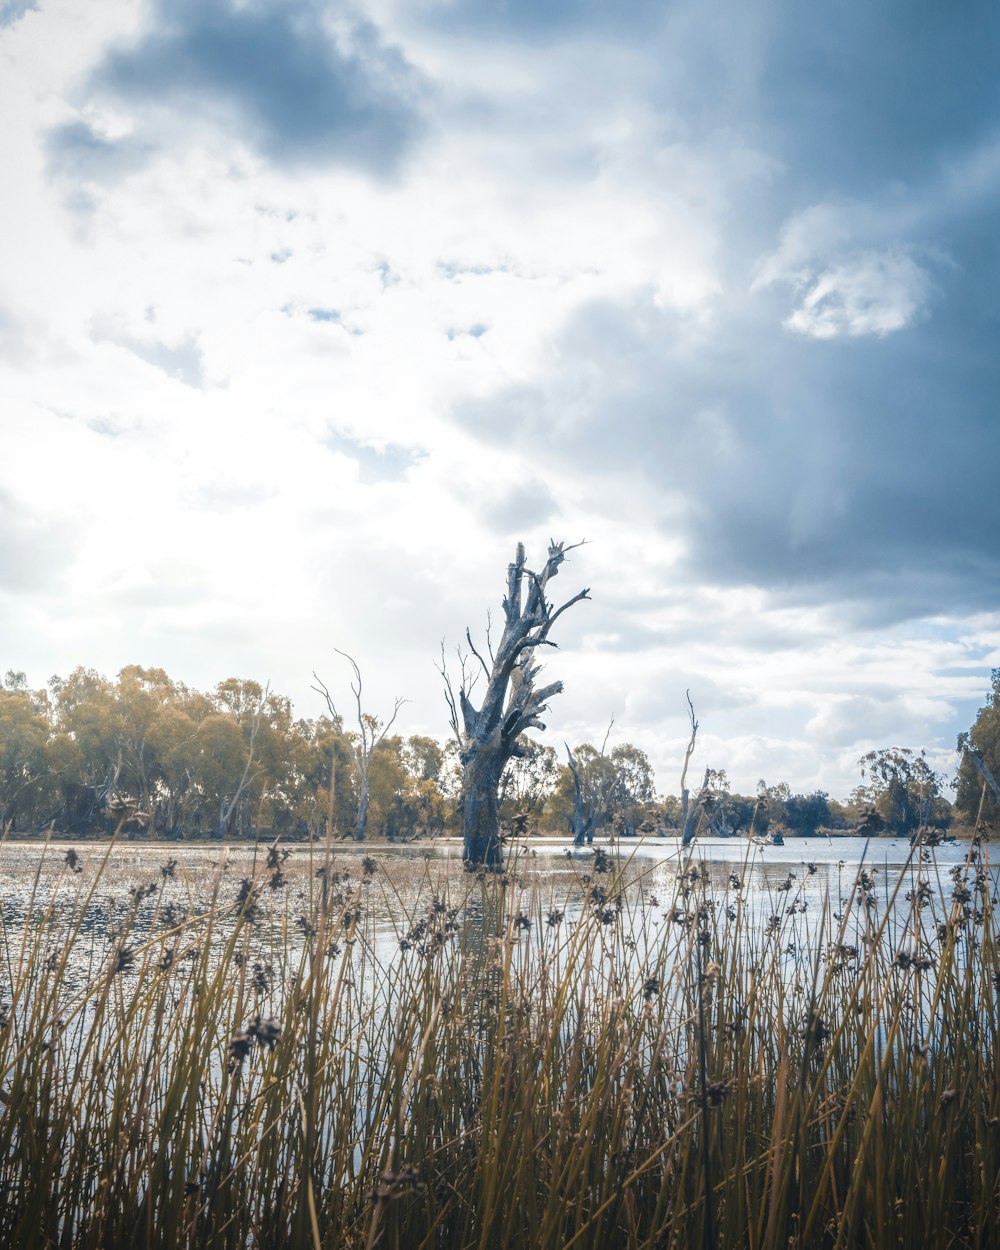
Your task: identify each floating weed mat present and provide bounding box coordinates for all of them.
[0,836,998,1249]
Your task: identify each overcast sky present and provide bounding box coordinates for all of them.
[2,0,999,801]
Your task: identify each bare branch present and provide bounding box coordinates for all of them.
[311,672,343,727]
[465,627,491,680]
[541,587,591,637]
[679,689,698,797]
[437,642,462,745]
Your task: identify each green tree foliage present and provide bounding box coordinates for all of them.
[0,674,52,831]
[546,741,657,839]
[547,743,616,839]
[607,743,657,835]
[499,740,559,830]
[855,747,948,834]
[0,665,460,841]
[782,791,831,835]
[956,668,1000,825]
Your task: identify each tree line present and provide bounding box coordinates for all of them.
[0,661,663,840]
[0,657,961,843]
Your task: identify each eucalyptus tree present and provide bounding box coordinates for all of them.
[498,739,559,830]
[49,667,122,830]
[607,742,656,835]
[0,674,51,832]
[443,540,589,869]
[957,669,1000,825]
[198,678,276,838]
[856,746,944,834]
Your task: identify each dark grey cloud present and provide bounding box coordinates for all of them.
[419,1,1000,219]
[87,0,425,175]
[415,0,663,39]
[454,229,1000,622]
[437,0,1000,627]
[474,478,558,532]
[756,1,1000,201]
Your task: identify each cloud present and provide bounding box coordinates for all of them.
[46,120,152,185]
[415,0,663,37]
[88,0,426,175]
[0,1,35,28]
[0,488,75,593]
[2,0,999,805]
[0,303,29,363]
[755,1,1000,196]
[752,204,935,339]
[452,275,1000,619]
[783,249,932,340]
[90,318,205,388]
[324,432,424,485]
[473,478,560,532]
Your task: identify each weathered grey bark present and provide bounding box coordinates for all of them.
[682,767,710,846]
[566,745,591,846]
[566,722,614,846]
[443,541,589,869]
[679,692,701,846]
[313,656,405,843]
[965,744,1000,804]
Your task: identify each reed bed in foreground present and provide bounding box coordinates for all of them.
[0,835,998,1249]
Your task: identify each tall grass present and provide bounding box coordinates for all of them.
[0,834,997,1248]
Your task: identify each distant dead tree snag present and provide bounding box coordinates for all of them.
[313,652,405,842]
[566,720,614,847]
[442,540,589,869]
[679,691,701,845]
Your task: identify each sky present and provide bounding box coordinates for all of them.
[2,0,1000,802]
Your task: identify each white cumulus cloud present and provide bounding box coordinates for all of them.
[784,248,932,340]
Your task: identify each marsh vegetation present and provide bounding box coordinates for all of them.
[1,833,997,1249]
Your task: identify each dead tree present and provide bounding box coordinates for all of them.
[443,541,589,869]
[313,653,405,842]
[965,743,1000,804]
[217,683,270,839]
[566,720,614,847]
[679,691,701,845]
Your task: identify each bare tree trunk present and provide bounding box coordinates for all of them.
[679,692,700,845]
[566,724,613,847]
[566,746,591,847]
[313,658,404,844]
[326,751,336,838]
[355,760,370,843]
[460,748,504,870]
[965,744,1000,803]
[682,767,710,846]
[443,541,589,869]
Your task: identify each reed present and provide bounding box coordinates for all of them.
[0,834,996,1249]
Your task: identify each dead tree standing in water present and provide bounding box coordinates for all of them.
[679,691,701,845]
[443,541,589,869]
[566,721,614,847]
